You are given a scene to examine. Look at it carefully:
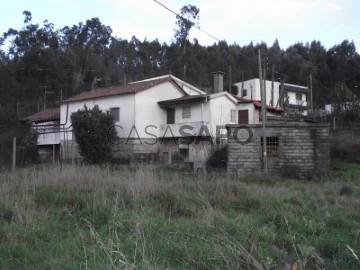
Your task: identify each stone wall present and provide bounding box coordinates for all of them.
[227,122,330,179]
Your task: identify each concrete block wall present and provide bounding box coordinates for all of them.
[227,122,330,179]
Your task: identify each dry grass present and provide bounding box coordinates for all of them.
[0,162,359,269]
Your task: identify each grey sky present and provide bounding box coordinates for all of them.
[1,0,359,50]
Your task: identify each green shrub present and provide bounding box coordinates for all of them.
[71,105,116,164]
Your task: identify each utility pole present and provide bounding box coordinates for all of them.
[12,137,16,172]
[42,85,47,110]
[228,65,232,93]
[263,58,267,105]
[241,70,245,96]
[41,85,54,110]
[271,64,275,106]
[310,72,313,113]
[258,49,267,174]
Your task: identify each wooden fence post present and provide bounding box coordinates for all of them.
[12,137,16,171]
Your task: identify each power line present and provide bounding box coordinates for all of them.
[156,0,359,91]
[153,0,220,42]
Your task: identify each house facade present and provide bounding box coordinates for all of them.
[26,73,283,164]
[233,79,309,115]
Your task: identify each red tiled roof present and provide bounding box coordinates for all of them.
[24,108,60,123]
[62,76,183,103]
[252,100,283,112]
[231,94,283,112]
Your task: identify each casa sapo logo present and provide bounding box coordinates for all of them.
[106,124,253,145]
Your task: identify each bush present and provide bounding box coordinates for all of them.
[71,105,116,164]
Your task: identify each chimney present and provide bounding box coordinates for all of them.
[212,71,225,93]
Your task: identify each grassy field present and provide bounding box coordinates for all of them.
[0,162,359,269]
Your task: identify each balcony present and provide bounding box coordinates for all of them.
[159,121,210,138]
[32,121,61,145]
[37,131,61,145]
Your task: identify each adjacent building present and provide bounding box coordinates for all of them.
[23,108,60,162]
[233,78,309,116]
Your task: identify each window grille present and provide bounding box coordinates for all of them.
[261,137,279,158]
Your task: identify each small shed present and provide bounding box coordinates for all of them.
[227,119,330,179]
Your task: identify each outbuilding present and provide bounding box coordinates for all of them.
[227,119,330,179]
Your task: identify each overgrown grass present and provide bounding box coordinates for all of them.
[0,162,359,269]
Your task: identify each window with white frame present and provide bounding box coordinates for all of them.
[110,107,120,121]
[182,106,191,119]
[230,109,236,122]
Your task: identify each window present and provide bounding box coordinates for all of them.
[230,110,236,122]
[242,88,247,97]
[167,108,175,124]
[182,106,191,119]
[110,107,120,121]
[261,137,279,158]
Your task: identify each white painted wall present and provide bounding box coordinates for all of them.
[237,103,257,124]
[32,121,60,145]
[235,79,310,109]
[285,92,307,107]
[135,81,186,138]
[60,93,135,141]
[234,79,281,106]
[208,95,238,137]
[173,103,205,124]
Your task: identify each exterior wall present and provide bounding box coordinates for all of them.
[235,79,309,116]
[60,93,136,160]
[32,121,60,145]
[60,93,135,141]
[208,95,240,136]
[60,82,186,158]
[173,102,207,124]
[227,122,330,179]
[286,91,307,107]
[158,139,212,163]
[235,79,280,106]
[237,103,257,124]
[135,81,185,140]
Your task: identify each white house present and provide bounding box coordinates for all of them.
[233,78,309,115]
[26,73,282,164]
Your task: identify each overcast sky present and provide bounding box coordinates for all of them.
[1,0,359,50]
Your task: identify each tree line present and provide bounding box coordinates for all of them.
[0,10,360,123]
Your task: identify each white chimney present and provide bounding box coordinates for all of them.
[212,71,224,93]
